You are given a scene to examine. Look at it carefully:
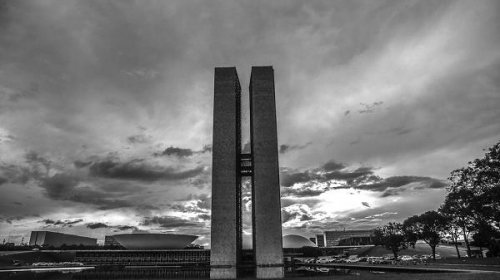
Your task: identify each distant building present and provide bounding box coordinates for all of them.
[316,234,325,247]
[29,231,97,247]
[104,233,197,250]
[324,230,373,247]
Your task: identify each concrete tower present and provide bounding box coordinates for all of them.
[211,66,283,279]
[250,66,284,278]
[211,67,241,279]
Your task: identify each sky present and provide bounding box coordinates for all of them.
[0,0,499,247]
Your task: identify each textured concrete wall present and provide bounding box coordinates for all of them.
[250,66,284,278]
[210,67,240,279]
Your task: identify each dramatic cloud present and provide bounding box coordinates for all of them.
[85,222,138,231]
[1,0,498,245]
[39,173,133,210]
[281,160,376,188]
[322,161,346,172]
[171,194,211,214]
[141,216,200,228]
[40,219,83,227]
[154,145,212,157]
[86,222,109,229]
[279,142,312,154]
[89,159,204,181]
[127,134,151,144]
[155,147,194,157]
[281,160,447,198]
[358,176,448,193]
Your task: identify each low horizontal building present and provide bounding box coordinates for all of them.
[29,231,97,247]
[75,249,209,266]
[324,230,374,247]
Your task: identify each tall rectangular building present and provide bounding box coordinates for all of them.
[211,66,283,279]
[210,67,241,279]
[250,66,284,278]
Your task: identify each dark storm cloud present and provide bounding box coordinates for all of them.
[362,202,371,208]
[39,173,133,210]
[85,222,138,231]
[282,184,324,197]
[281,160,447,197]
[89,159,204,181]
[0,177,7,185]
[280,160,375,188]
[356,176,448,193]
[154,145,212,157]
[0,152,54,185]
[197,214,211,221]
[116,225,138,231]
[155,146,194,157]
[381,188,403,197]
[281,171,313,187]
[127,134,151,144]
[322,161,346,171]
[141,216,200,228]
[41,218,83,227]
[40,173,79,199]
[279,142,312,154]
[86,222,108,229]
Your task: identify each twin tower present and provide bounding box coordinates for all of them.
[211,66,283,279]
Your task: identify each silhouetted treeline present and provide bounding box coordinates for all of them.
[373,140,500,259]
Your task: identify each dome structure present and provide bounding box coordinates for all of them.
[283,235,317,249]
[105,233,198,250]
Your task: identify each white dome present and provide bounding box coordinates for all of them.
[109,233,198,250]
[283,235,317,249]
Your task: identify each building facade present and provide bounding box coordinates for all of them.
[29,231,97,247]
[324,230,374,247]
[76,249,210,266]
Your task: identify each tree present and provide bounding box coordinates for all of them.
[471,221,500,257]
[372,222,409,259]
[445,221,463,258]
[470,141,500,229]
[440,190,475,257]
[403,211,448,260]
[444,140,500,257]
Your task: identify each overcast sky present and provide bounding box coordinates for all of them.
[1,0,499,247]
